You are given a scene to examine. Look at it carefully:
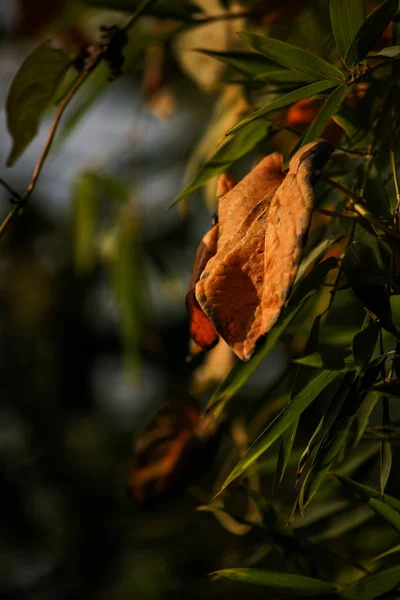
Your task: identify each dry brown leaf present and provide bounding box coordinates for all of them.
[190,139,333,361]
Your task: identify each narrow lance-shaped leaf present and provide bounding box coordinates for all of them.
[212,569,336,594]
[274,313,324,492]
[369,497,400,534]
[334,474,400,511]
[6,42,70,166]
[172,119,272,205]
[219,369,341,494]
[342,242,397,336]
[113,208,144,374]
[352,317,380,374]
[375,45,400,57]
[380,393,392,497]
[330,0,365,63]
[344,0,399,69]
[197,50,315,83]
[300,85,348,148]
[240,32,345,82]
[371,380,400,396]
[228,80,336,135]
[339,564,400,600]
[73,172,98,276]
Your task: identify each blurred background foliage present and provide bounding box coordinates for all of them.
[2,0,400,598]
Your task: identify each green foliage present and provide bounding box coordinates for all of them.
[213,568,337,594]
[6,42,70,165]
[4,1,400,598]
[172,119,272,205]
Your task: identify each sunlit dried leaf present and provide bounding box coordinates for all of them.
[194,140,333,360]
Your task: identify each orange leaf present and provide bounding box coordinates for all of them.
[193,140,333,361]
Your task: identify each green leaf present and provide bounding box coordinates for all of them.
[197,50,314,83]
[374,45,400,57]
[300,85,348,147]
[294,350,356,371]
[112,207,144,374]
[219,370,341,494]
[332,103,372,146]
[371,380,400,396]
[299,416,353,512]
[172,119,272,205]
[344,0,399,69]
[342,242,397,336]
[352,318,380,373]
[339,564,400,599]
[6,42,70,166]
[274,314,324,491]
[330,0,365,64]
[334,474,400,511]
[380,439,392,494]
[228,80,337,135]
[373,543,400,561]
[240,33,345,82]
[73,172,98,276]
[274,420,298,493]
[207,258,337,416]
[356,392,381,444]
[212,569,336,594]
[369,497,400,534]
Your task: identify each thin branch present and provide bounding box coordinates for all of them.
[122,0,159,31]
[0,0,158,240]
[25,71,89,203]
[0,204,22,238]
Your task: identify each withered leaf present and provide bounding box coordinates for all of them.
[189,140,333,361]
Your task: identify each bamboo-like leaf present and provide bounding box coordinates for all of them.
[300,85,348,147]
[73,172,98,275]
[342,242,397,336]
[274,314,324,492]
[380,439,392,494]
[172,119,272,205]
[339,564,400,599]
[299,417,353,512]
[369,497,400,534]
[113,207,144,374]
[240,33,345,82]
[344,0,399,69]
[371,380,400,396]
[373,543,400,561]
[274,421,298,493]
[374,45,400,57]
[212,568,336,594]
[352,318,380,374]
[355,392,381,444]
[334,474,400,511]
[219,370,341,494]
[6,42,70,166]
[228,80,337,135]
[330,0,365,63]
[198,50,315,83]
